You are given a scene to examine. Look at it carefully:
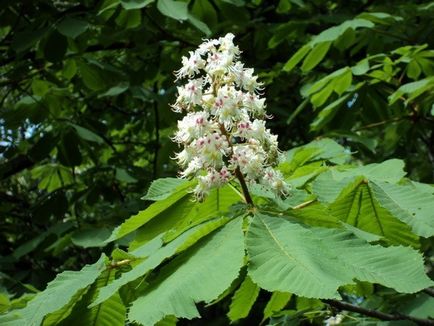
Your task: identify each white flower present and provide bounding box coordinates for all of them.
[175,51,206,79]
[325,314,344,326]
[173,111,210,144]
[175,78,204,110]
[243,93,266,116]
[171,33,289,201]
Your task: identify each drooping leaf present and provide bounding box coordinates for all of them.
[121,0,154,10]
[58,268,126,326]
[263,291,292,321]
[371,181,434,237]
[283,44,310,72]
[128,218,245,325]
[301,42,331,72]
[329,182,419,247]
[7,256,106,326]
[227,276,260,322]
[92,217,229,307]
[69,123,105,144]
[142,177,188,201]
[107,182,193,242]
[57,18,89,38]
[157,0,188,20]
[246,213,432,299]
[310,18,374,45]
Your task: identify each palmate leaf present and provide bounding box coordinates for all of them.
[92,217,229,307]
[6,255,106,326]
[107,181,193,242]
[329,181,419,247]
[58,268,126,326]
[262,291,292,322]
[128,218,245,325]
[227,276,260,322]
[42,289,89,325]
[129,185,241,250]
[142,178,188,201]
[246,213,432,299]
[371,181,434,237]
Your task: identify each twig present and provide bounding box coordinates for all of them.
[353,116,407,131]
[323,299,434,325]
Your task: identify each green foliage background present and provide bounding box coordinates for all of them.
[1,0,434,325]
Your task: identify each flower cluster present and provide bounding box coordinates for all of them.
[172,33,289,201]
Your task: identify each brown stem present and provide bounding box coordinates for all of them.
[323,299,434,326]
[234,167,254,206]
[218,125,254,206]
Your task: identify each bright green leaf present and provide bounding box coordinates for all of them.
[301,41,331,72]
[128,218,245,325]
[157,0,188,20]
[227,276,260,322]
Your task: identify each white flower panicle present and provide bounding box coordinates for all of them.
[172,33,290,201]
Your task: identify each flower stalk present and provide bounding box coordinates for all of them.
[171,33,289,201]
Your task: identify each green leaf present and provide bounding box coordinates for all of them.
[92,218,229,307]
[98,84,129,98]
[283,44,310,72]
[371,181,434,237]
[31,164,74,192]
[11,28,48,53]
[115,9,142,28]
[407,60,422,80]
[329,182,419,247]
[107,182,193,242]
[157,0,188,20]
[42,289,89,325]
[44,31,67,62]
[311,18,374,45]
[69,123,104,144]
[400,294,434,319]
[121,0,154,9]
[340,222,382,242]
[57,18,89,38]
[301,41,331,72]
[143,178,188,201]
[162,186,241,243]
[312,159,406,203]
[246,213,432,299]
[310,94,351,130]
[310,82,334,107]
[227,276,260,322]
[115,168,137,183]
[59,268,126,326]
[128,218,245,325]
[8,256,106,326]
[71,228,112,248]
[333,68,353,95]
[78,61,108,91]
[388,77,434,104]
[351,58,370,75]
[31,80,51,97]
[187,14,212,36]
[263,291,292,321]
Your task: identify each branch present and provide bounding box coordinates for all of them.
[0,154,34,180]
[323,299,434,326]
